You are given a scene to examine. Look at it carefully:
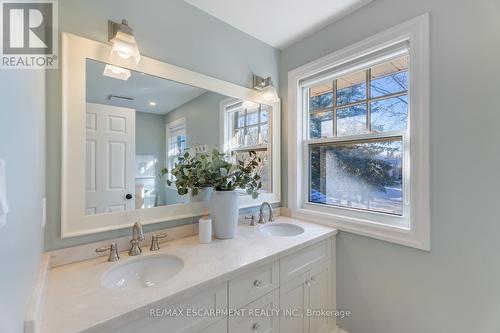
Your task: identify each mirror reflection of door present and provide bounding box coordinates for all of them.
[85,103,136,214]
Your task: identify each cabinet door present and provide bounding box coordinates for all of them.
[280,240,330,284]
[308,261,332,333]
[279,272,309,333]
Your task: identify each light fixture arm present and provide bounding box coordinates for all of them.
[108,19,133,42]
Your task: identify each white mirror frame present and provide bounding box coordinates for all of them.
[61,32,281,238]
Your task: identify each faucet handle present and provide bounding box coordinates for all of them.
[150,233,168,251]
[245,214,256,226]
[95,243,120,262]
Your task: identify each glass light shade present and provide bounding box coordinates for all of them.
[261,85,279,103]
[103,64,131,80]
[110,31,141,65]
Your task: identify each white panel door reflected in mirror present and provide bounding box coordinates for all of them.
[85,59,271,216]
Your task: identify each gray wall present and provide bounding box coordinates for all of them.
[0,71,45,332]
[279,0,500,332]
[136,111,166,206]
[164,91,224,152]
[46,0,280,250]
[163,91,225,205]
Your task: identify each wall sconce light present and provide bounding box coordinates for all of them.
[253,75,279,103]
[108,19,141,65]
[103,64,131,80]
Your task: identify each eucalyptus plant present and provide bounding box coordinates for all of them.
[160,152,213,196]
[160,149,263,199]
[210,149,262,199]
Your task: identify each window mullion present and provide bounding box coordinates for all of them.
[258,104,261,143]
[332,79,337,137]
[370,91,408,102]
[243,109,248,146]
[305,130,406,145]
[366,68,372,132]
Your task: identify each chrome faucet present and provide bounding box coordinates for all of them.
[129,221,144,256]
[150,233,168,251]
[245,214,257,226]
[258,202,275,224]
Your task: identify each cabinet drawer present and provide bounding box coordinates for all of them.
[229,261,279,309]
[198,318,227,333]
[229,289,279,333]
[280,239,331,284]
[111,282,227,333]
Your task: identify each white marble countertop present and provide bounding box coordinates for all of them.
[41,217,337,333]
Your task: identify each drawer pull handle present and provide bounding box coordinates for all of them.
[253,323,261,332]
[253,280,263,288]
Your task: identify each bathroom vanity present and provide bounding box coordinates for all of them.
[39,217,337,333]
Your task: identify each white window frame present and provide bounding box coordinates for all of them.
[220,98,281,208]
[165,118,187,183]
[287,14,430,250]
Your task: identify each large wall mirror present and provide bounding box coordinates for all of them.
[62,33,280,237]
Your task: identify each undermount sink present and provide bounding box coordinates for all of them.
[101,255,184,291]
[260,223,304,237]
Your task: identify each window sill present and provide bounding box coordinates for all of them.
[289,207,430,251]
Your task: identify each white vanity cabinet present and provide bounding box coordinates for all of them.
[279,239,334,333]
[226,237,335,333]
[280,260,333,333]
[154,237,334,333]
[39,217,337,333]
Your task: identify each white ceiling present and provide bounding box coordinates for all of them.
[86,59,207,115]
[184,0,372,49]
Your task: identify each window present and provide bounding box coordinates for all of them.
[307,55,408,216]
[166,118,186,182]
[135,154,157,209]
[288,15,430,250]
[223,101,271,192]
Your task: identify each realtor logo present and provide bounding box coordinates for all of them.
[1,0,58,69]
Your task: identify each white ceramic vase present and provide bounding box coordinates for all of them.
[211,190,239,239]
[190,187,213,202]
